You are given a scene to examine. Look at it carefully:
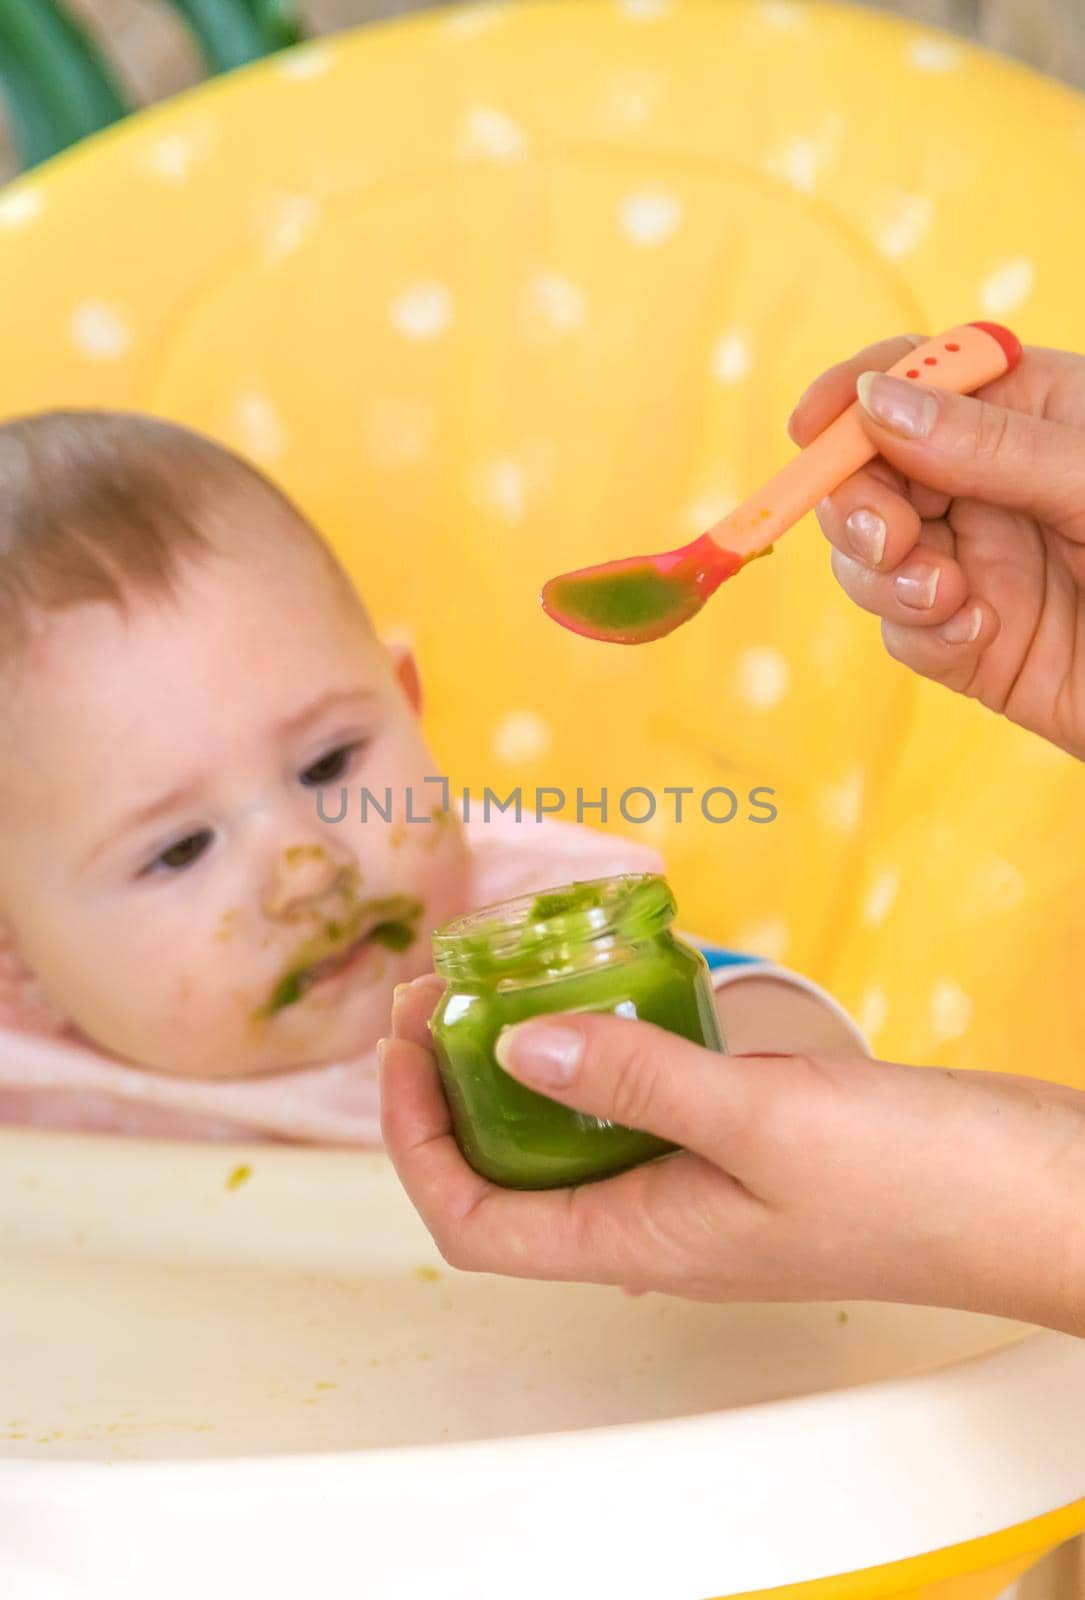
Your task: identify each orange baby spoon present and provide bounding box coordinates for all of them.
[541,321,1022,645]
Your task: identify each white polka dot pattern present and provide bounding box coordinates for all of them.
[492,711,553,763]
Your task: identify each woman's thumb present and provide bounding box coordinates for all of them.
[494,1011,764,1161]
[855,371,1085,531]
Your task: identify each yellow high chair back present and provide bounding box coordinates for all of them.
[1,4,1084,1595]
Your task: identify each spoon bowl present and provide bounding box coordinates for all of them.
[541,533,756,645]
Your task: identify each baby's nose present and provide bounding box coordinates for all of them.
[262,842,356,921]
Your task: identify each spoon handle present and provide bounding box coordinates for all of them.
[709,322,1022,560]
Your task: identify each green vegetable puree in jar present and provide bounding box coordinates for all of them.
[430,874,724,1189]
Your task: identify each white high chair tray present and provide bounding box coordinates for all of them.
[0,1129,1083,1598]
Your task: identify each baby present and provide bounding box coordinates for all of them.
[0,409,866,1145]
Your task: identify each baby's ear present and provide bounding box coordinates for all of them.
[385,641,424,716]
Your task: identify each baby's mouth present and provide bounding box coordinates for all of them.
[302,931,370,986]
[259,895,424,1017]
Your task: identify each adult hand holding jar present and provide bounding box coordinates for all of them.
[379,334,1085,1339]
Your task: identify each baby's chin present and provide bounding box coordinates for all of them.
[98,1013,386,1083]
[133,948,428,1080]
[67,867,459,1080]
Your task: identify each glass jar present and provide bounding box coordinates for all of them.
[430,874,725,1190]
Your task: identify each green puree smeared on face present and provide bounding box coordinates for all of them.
[266,971,306,1015]
[369,917,418,952]
[430,874,725,1189]
[259,894,424,1017]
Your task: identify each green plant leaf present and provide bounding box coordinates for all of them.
[0,41,68,168]
[159,0,301,74]
[240,0,305,51]
[0,0,130,169]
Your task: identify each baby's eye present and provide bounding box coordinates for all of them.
[144,830,213,877]
[300,742,363,787]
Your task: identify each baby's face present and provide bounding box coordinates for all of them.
[0,508,470,1078]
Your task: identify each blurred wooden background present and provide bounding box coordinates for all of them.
[2,0,1084,185]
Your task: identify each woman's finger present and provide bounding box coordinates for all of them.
[829,536,969,627]
[789,334,924,446]
[390,972,445,1049]
[853,374,1085,537]
[378,1024,647,1285]
[378,1033,494,1232]
[379,1025,729,1285]
[816,468,922,571]
[907,480,954,523]
[881,602,1001,688]
[493,1012,779,1163]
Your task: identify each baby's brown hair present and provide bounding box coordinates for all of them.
[0,409,352,662]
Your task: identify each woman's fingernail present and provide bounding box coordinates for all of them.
[856,371,939,439]
[376,1037,389,1068]
[941,605,982,644]
[895,562,940,609]
[495,1022,584,1086]
[844,507,887,566]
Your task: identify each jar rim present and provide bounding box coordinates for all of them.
[432,873,675,981]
